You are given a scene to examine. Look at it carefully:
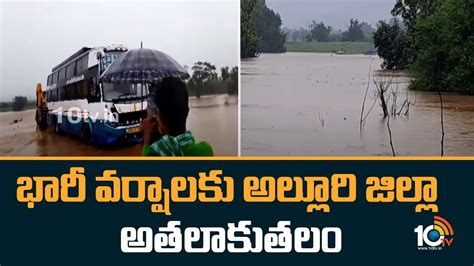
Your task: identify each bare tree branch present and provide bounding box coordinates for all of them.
[438,90,445,156]
[360,58,374,131]
[386,115,396,157]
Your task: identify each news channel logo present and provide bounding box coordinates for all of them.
[414,216,454,251]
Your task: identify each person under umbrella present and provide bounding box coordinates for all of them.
[101,48,213,156]
[140,77,213,156]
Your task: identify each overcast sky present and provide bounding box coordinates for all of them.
[267,0,396,30]
[0,0,238,101]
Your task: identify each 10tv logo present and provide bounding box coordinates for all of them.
[414,216,454,250]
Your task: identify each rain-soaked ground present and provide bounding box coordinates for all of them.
[241,53,474,156]
[0,95,238,156]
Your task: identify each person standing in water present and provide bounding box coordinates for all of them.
[140,77,214,156]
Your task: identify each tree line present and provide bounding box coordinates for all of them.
[0,96,35,112]
[285,19,375,43]
[241,0,286,58]
[186,62,238,98]
[241,0,378,58]
[374,0,473,94]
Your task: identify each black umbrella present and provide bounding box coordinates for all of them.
[99,48,189,120]
[100,48,190,84]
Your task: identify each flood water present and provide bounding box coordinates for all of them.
[242,53,474,156]
[0,95,238,156]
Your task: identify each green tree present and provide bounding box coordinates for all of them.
[392,0,440,31]
[241,0,286,57]
[396,0,440,63]
[12,96,28,111]
[307,21,332,42]
[221,66,230,81]
[241,0,260,58]
[256,0,287,53]
[287,27,310,42]
[373,19,410,70]
[228,67,239,95]
[190,62,218,98]
[360,22,375,41]
[410,0,474,94]
[342,19,365,42]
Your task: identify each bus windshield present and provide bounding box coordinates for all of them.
[102,83,149,102]
[100,51,125,73]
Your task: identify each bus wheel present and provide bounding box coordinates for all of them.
[81,123,93,145]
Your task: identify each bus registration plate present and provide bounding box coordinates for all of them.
[127,127,141,134]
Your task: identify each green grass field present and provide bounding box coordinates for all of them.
[285,42,374,54]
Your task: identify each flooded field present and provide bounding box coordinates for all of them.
[242,53,474,156]
[0,95,238,156]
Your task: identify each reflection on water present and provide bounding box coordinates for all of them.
[0,95,238,156]
[241,53,474,156]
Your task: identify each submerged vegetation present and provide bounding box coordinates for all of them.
[374,0,473,94]
[369,0,473,156]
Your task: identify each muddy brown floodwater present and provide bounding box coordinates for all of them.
[242,53,474,156]
[0,95,238,156]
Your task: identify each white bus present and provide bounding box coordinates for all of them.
[44,45,148,145]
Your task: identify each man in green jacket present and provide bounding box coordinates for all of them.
[140,77,213,156]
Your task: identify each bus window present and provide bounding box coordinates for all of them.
[59,87,66,101]
[77,55,88,73]
[51,89,56,102]
[47,75,51,86]
[67,62,76,79]
[59,68,66,82]
[52,72,58,84]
